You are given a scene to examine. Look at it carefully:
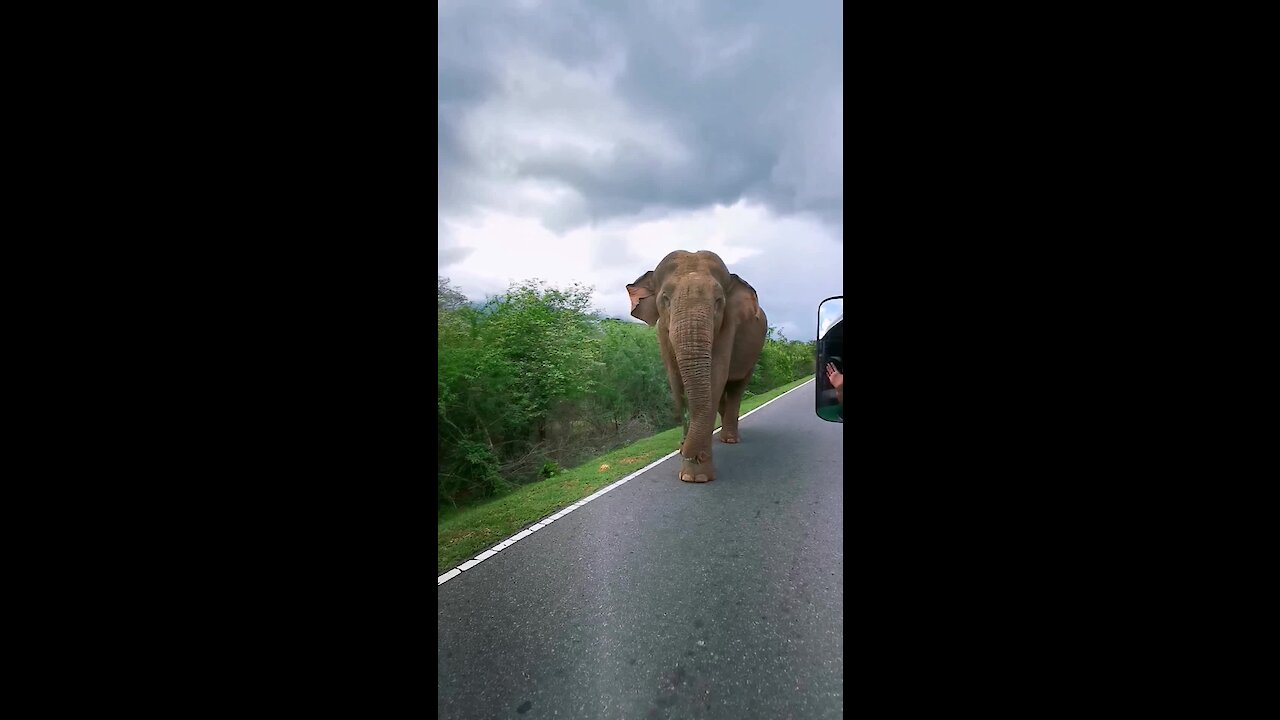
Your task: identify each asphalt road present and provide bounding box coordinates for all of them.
[438,380,843,719]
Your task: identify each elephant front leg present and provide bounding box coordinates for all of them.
[679,365,729,483]
[718,378,749,444]
[679,412,718,481]
[678,407,719,481]
[658,328,689,451]
[671,386,688,450]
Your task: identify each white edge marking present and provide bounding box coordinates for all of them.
[437,378,817,586]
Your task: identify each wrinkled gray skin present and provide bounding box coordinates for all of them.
[627,250,768,482]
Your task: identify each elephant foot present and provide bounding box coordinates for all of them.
[678,455,715,483]
[719,431,739,444]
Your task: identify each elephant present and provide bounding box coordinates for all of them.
[626,250,768,483]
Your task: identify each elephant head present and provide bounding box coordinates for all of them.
[626,250,764,482]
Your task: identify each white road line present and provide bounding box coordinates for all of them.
[438,378,816,586]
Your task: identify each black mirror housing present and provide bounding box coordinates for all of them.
[815,296,843,423]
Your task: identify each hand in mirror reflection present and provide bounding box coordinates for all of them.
[825,362,843,406]
[825,362,842,390]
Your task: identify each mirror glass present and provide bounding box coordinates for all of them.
[815,296,843,422]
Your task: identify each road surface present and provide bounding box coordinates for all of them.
[438,380,843,719]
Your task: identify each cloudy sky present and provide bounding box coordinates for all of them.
[438,0,842,341]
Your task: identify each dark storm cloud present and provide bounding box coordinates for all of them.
[437,0,843,230]
[437,221,474,267]
[438,242,474,267]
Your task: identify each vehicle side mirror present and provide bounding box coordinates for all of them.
[815,296,843,423]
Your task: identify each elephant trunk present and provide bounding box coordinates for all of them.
[674,307,715,461]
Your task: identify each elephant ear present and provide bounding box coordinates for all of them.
[627,271,660,326]
[730,274,763,321]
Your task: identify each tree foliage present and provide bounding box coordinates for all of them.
[749,326,816,396]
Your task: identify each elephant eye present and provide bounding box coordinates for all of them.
[661,294,671,307]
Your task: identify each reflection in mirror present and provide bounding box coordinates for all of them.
[815,296,843,423]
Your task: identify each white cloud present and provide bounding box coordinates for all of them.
[440,200,840,337]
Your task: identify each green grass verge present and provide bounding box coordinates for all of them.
[437,374,815,573]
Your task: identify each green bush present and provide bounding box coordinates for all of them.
[748,326,816,395]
